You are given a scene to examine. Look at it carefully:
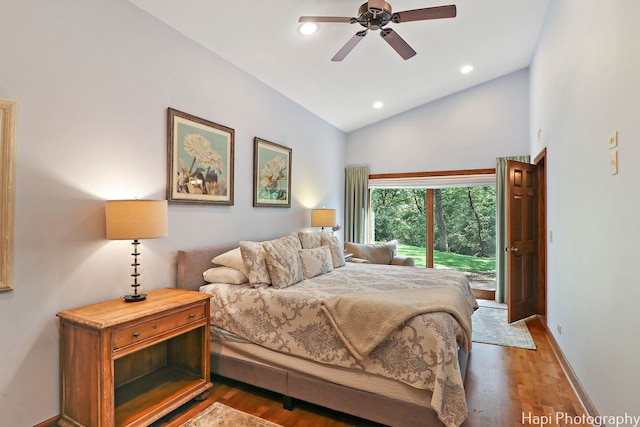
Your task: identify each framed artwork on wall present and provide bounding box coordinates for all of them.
[0,98,16,292]
[253,137,292,208]
[167,108,234,205]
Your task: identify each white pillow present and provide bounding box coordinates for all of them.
[212,247,248,276]
[298,247,334,279]
[203,267,248,285]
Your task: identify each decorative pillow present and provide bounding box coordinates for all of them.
[385,239,398,256]
[239,240,271,286]
[298,231,331,249]
[203,266,248,285]
[212,247,248,276]
[262,233,303,289]
[344,240,397,265]
[298,247,334,279]
[321,234,346,268]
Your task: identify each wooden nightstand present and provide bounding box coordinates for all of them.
[57,288,212,427]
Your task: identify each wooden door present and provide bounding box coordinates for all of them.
[507,161,538,323]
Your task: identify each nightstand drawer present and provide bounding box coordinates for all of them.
[113,303,206,350]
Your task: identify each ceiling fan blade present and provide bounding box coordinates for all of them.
[299,16,354,23]
[368,0,386,13]
[332,30,367,62]
[392,5,457,24]
[380,28,416,60]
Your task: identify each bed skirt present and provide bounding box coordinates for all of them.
[210,340,469,427]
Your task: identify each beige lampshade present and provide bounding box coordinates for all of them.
[105,200,168,240]
[311,208,336,228]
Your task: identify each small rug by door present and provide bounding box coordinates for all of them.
[180,402,283,427]
[472,305,536,350]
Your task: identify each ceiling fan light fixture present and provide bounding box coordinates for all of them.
[461,64,474,74]
[299,22,318,36]
[298,2,457,61]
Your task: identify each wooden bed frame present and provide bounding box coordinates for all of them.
[177,244,470,427]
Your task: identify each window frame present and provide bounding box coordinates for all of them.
[368,168,496,267]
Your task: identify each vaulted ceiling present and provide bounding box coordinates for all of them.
[129,0,550,132]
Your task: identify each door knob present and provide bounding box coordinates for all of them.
[505,247,518,253]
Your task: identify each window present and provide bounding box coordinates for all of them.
[369,169,496,285]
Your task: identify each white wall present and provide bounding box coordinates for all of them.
[0,0,345,424]
[346,69,530,173]
[530,0,640,420]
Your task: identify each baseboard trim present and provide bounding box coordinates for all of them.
[540,316,600,419]
[34,415,60,427]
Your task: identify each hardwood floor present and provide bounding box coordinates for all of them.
[462,315,586,427]
[152,315,587,427]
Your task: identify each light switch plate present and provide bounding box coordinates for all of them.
[610,150,618,174]
[608,131,618,149]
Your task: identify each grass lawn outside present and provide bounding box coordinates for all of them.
[397,243,496,273]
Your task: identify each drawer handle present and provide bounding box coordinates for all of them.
[133,332,141,338]
[189,313,196,318]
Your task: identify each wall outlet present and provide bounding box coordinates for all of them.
[557,323,562,335]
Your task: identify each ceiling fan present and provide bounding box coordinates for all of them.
[299,1,456,61]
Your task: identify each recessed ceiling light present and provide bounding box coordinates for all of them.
[373,101,384,109]
[461,65,474,74]
[299,22,318,36]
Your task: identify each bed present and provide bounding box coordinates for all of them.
[177,234,478,427]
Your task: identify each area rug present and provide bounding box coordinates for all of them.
[472,305,536,350]
[180,402,283,427]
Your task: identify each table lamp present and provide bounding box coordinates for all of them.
[105,200,168,302]
[311,208,337,232]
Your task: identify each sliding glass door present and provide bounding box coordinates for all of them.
[370,188,427,267]
[431,186,496,285]
[369,170,496,287]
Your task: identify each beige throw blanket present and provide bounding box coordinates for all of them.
[321,286,473,361]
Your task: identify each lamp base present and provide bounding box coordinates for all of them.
[123,293,147,302]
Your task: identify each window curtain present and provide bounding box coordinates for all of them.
[344,165,369,243]
[495,155,530,303]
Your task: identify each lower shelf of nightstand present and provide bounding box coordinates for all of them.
[115,366,211,427]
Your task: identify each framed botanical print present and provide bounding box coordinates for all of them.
[253,138,291,208]
[167,108,234,205]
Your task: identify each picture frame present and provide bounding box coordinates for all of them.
[253,137,292,208]
[0,98,17,292]
[167,108,234,205]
